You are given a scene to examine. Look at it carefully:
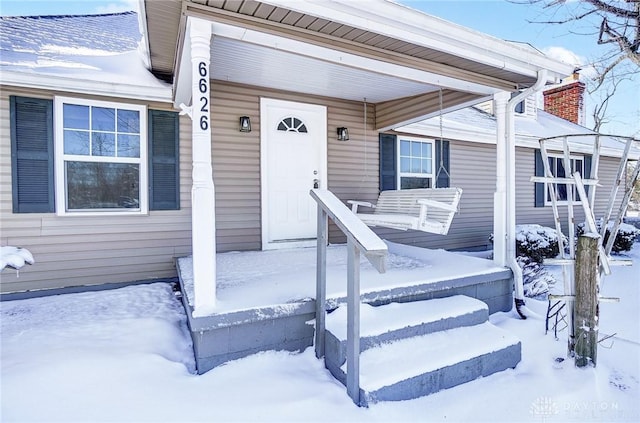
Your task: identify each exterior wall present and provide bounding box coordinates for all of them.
[1,81,625,293]
[365,141,624,251]
[209,81,379,251]
[0,85,193,294]
[369,138,496,250]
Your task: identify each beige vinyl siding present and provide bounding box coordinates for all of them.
[0,86,192,293]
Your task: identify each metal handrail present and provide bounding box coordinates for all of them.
[309,188,387,406]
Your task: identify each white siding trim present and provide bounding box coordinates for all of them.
[1,71,171,103]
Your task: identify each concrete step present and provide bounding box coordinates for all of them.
[323,296,521,406]
[358,322,521,405]
[324,295,489,371]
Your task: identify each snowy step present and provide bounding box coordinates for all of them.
[325,295,488,368]
[336,322,521,406]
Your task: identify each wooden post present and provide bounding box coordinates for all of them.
[346,237,361,405]
[315,206,328,359]
[574,234,600,367]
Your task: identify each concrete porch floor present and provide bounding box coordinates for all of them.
[177,241,513,315]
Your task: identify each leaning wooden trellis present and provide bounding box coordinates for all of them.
[531,134,639,362]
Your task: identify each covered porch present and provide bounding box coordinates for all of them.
[140,0,574,315]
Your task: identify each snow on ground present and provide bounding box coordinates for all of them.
[1,244,639,422]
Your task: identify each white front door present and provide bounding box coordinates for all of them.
[261,98,327,249]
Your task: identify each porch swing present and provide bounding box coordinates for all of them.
[349,89,463,235]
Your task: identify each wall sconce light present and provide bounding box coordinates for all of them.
[239,116,251,133]
[337,127,349,141]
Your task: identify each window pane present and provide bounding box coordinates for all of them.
[556,184,568,201]
[411,141,421,157]
[557,160,566,178]
[63,104,89,130]
[400,140,410,156]
[66,162,139,210]
[63,130,90,155]
[574,159,583,175]
[400,157,410,173]
[422,159,432,173]
[401,177,431,189]
[92,132,115,156]
[117,109,140,133]
[423,143,432,159]
[117,134,140,158]
[411,158,421,173]
[92,107,115,131]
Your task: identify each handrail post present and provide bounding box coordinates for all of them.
[315,207,328,359]
[346,236,361,405]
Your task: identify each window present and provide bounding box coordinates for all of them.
[535,149,591,207]
[379,134,449,191]
[398,137,434,189]
[545,154,585,204]
[54,97,147,214]
[277,117,307,133]
[11,96,179,214]
[511,91,525,114]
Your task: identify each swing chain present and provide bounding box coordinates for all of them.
[437,89,450,182]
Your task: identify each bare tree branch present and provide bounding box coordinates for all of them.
[513,0,639,133]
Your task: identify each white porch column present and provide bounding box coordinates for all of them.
[493,91,510,268]
[189,18,216,315]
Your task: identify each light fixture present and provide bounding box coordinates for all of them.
[239,116,251,133]
[337,127,349,141]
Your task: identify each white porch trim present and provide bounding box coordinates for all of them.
[262,0,573,82]
[493,91,509,268]
[187,17,217,316]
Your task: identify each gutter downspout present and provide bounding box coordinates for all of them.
[506,69,548,319]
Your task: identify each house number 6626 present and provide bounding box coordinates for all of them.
[198,61,209,131]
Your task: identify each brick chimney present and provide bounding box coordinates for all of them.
[543,73,586,125]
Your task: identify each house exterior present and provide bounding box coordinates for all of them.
[0,1,580,305]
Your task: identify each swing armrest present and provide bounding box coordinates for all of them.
[416,198,458,212]
[347,200,375,213]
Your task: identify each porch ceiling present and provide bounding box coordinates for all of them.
[211,37,439,104]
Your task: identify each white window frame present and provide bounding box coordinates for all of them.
[397,136,435,190]
[544,153,585,206]
[54,96,148,216]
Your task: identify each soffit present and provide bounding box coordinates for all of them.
[211,37,439,103]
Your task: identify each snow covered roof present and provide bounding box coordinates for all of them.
[0,12,171,102]
[398,106,639,159]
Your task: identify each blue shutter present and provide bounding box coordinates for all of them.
[149,110,179,210]
[435,139,450,188]
[379,133,397,191]
[534,149,545,207]
[10,96,54,213]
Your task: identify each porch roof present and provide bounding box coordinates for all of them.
[143,0,575,130]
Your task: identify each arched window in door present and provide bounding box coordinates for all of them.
[277,117,308,133]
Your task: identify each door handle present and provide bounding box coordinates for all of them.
[313,179,319,189]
